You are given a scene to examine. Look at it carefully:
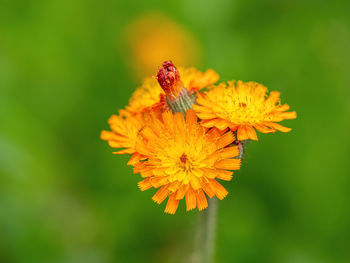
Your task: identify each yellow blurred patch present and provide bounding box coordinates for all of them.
[123,12,201,79]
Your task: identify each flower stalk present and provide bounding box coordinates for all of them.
[165,89,196,114]
[195,198,217,263]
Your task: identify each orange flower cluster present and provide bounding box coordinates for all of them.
[101,61,296,214]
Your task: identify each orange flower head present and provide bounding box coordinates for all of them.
[194,81,297,141]
[135,110,241,214]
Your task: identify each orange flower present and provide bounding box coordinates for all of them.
[194,81,297,141]
[135,110,241,214]
[101,60,297,215]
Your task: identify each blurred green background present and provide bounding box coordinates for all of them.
[1,0,350,262]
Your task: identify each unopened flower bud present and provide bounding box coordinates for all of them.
[156,60,195,114]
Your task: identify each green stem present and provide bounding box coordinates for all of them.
[166,89,196,115]
[194,197,218,263]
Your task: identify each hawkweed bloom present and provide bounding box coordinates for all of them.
[136,110,240,214]
[194,81,297,141]
[101,60,296,263]
[101,60,296,214]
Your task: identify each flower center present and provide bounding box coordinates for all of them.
[179,153,194,171]
[180,153,188,164]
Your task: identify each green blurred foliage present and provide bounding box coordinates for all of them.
[0,0,350,262]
